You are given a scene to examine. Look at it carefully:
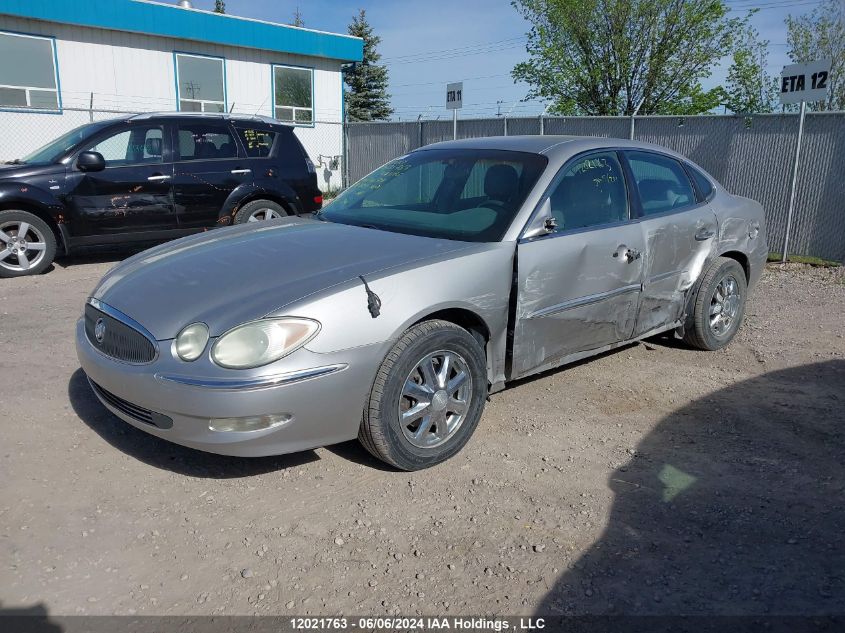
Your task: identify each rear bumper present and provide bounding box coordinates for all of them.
[75,318,384,457]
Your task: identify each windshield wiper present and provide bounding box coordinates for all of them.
[4,159,25,165]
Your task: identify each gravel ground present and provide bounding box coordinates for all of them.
[0,258,843,618]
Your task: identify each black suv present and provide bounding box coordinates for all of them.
[0,112,323,277]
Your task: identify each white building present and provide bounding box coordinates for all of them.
[0,0,362,189]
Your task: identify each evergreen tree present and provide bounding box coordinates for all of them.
[213,0,225,14]
[344,9,392,121]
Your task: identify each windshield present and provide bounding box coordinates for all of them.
[19,121,112,165]
[322,149,548,242]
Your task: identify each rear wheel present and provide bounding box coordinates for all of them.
[683,257,747,350]
[233,200,287,224]
[359,320,488,470]
[0,210,56,278]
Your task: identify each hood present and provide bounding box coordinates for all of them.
[93,218,474,339]
[0,162,63,180]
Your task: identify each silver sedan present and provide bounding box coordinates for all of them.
[76,136,768,470]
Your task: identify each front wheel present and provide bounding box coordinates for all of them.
[683,257,748,350]
[0,210,57,278]
[359,320,488,470]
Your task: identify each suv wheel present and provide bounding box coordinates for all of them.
[234,200,288,224]
[0,210,57,278]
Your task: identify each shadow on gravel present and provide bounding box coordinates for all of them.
[68,369,319,478]
[0,602,63,633]
[537,360,845,620]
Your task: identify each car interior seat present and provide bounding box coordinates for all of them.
[483,164,519,208]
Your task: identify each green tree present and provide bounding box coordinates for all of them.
[290,7,304,27]
[785,0,844,111]
[512,0,747,115]
[344,9,392,121]
[723,22,777,113]
[213,0,225,14]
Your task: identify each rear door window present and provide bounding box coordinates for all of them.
[687,164,715,201]
[626,151,696,216]
[176,123,238,161]
[236,128,276,158]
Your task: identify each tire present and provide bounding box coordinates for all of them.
[0,210,57,278]
[359,320,488,471]
[233,200,288,224]
[683,256,747,351]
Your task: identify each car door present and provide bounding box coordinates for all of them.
[623,151,719,337]
[511,150,646,379]
[63,123,176,238]
[171,121,253,228]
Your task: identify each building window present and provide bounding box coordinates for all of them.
[0,31,60,111]
[175,53,225,113]
[273,65,313,124]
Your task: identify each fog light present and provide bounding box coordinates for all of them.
[208,413,292,433]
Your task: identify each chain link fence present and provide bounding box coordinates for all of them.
[0,106,346,191]
[345,113,845,263]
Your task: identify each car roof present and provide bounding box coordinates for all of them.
[419,135,688,162]
[121,111,292,128]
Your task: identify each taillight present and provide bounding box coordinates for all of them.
[313,195,323,206]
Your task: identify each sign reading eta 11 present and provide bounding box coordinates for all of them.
[446,82,463,110]
[780,59,831,105]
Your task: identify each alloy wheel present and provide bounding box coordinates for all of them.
[247,208,283,222]
[709,275,741,337]
[398,350,473,449]
[0,221,48,273]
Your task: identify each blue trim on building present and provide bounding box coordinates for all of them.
[0,0,363,62]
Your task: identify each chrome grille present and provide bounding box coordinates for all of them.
[84,301,157,364]
[89,380,172,429]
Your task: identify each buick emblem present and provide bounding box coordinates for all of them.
[94,318,106,343]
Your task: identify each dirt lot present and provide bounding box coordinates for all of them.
[1,257,843,619]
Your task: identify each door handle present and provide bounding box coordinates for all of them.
[147,174,170,181]
[230,168,252,174]
[695,227,716,241]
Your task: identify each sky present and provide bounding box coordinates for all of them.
[189,0,827,120]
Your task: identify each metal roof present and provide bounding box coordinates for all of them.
[0,0,364,62]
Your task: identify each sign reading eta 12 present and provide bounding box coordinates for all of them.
[780,59,831,105]
[446,82,463,110]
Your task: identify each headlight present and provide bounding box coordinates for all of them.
[211,318,319,369]
[175,322,209,362]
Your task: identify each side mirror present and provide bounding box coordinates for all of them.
[76,151,106,172]
[522,198,558,240]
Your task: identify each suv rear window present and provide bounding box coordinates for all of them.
[236,128,276,158]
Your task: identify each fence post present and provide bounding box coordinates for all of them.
[503,117,508,136]
[342,117,349,189]
[782,101,806,263]
[89,92,94,122]
[629,115,635,140]
[417,119,423,150]
[539,114,544,135]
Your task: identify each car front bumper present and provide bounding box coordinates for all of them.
[75,318,384,457]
